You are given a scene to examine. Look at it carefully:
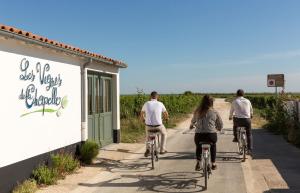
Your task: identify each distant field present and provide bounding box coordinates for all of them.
[203,92,300,99]
[120,93,202,143]
[120,92,300,144]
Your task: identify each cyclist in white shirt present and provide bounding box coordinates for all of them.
[229,89,254,154]
[140,91,169,157]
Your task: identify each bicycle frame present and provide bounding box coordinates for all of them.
[182,130,217,190]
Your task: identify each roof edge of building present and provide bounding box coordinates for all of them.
[0,24,128,68]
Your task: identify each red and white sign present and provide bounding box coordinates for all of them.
[267,74,284,87]
[267,79,276,87]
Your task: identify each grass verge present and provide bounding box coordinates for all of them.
[121,113,190,143]
[252,108,268,128]
[12,179,38,193]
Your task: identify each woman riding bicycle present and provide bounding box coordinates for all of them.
[190,95,223,171]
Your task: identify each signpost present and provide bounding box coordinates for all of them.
[267,74,285,95]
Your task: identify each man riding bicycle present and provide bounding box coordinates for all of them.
[229,89,254,155]
[140,91,169,157]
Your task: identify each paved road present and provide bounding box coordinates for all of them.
[72,99,248,193]
[38,99,300,193]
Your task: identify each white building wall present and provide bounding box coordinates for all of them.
[0,50,81,167]
[113,73,121,131]
[0,37,121,167]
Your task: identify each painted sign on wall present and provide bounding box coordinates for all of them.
[0,50,81,168]
[18,58,68,117]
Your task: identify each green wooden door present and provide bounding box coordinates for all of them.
[87,74,100,145]
[101,77,113,145]
[88,73,113,146]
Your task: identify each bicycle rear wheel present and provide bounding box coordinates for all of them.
[242,134,246,162]
[237,140,243,155]
[155,136,159,161]
[242,146,246,162]
[237,132,243,155]
[151,144,155,169]
[204,158,208,190]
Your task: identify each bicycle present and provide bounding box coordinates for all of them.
[237,126,247,162]
[200,142,212,190]
[182,130,214,190]
[147,128,160,170]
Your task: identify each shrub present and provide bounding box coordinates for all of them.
[12,179,38,193]
[183,91,193,95]
[51,153,80,178]
[32,165,58,185]
[262,97,300,147]
[80,141,99,164]
[263,99,289,134]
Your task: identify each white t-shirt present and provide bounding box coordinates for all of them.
[141,99,167,125]
[229,97,253,119]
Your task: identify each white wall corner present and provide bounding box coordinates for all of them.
[81,121,88,141]
[116,73,120,130]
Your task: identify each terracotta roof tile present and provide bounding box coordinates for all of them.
[0,23,127,67]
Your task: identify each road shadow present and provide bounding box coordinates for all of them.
[92,158,152,173]
[78,172,207,192]
[141,151,242,162]
[264,189,300,193]
[141,152,195,161]
[100,148,144,155]
[252,128,300,192]
[93,150,238,173]
[216,150,243,163]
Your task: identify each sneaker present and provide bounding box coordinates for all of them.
[232,138,238,142]
[195,161,201,171]
[160,150,168,154]
[144,149,150,157]
[211,164,217,170]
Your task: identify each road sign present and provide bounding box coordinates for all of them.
[267,79,275,87]
[267,74,284,87]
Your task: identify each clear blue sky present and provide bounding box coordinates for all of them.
[1,0,300,94]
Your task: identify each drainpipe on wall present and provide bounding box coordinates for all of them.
[81,58,92,142]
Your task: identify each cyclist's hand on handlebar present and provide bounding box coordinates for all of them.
[189,124,195,130]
